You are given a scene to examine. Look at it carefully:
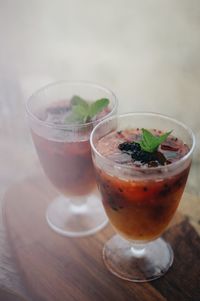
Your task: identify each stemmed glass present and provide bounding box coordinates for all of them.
[26,81,118,237]
[90,112,195,281]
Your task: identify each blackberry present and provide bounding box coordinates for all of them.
[118,142,131,152]
[118,142,141,153]
[154,151,167,165]
[130,143,141,152]
[131,150,155,164]
[118,141,167,166]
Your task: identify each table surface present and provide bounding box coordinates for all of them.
[3,174,200,301]
[0,102,200,300]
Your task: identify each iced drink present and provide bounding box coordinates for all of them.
[95,128,190,241]
[31,99,111,196]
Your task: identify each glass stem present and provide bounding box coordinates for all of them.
[69,195,88,213]
[131,243,146,257]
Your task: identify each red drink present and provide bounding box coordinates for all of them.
[95,128,190,241]
[32,132,96,196]
[32,101,109,196]
[27,81,118,237]
[90,113,194,281]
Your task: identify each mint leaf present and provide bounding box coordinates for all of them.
[71,95,89,109]
[65,96,109,124]
[89,98,109,119]
[138,128,172,153]
[72,104,89,123]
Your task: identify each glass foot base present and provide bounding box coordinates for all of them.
[46,192,108,237]
[103,235,173,282]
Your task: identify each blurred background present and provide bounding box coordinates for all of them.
[0,0,199,294]
[1,0,199,188]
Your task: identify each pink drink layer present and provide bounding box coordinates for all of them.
[95,129,190,241]
[32,101,109,196]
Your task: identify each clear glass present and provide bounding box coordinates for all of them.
[26,81,118,237]
[90,112,195,281]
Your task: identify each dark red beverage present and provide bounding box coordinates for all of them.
[95,128,190,241]
[31,101,109,196]
[32,132,96,196]
[91,113,194,281]
[27,81,118,237]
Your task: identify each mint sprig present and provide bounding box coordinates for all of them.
[65,95,109,123]
[71,95,89,108]
[138,128,172,153]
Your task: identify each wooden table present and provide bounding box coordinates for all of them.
[1,172,200,301]
[0,102,200,300]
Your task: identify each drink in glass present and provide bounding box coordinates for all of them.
[90,113,195,281]
[27,81,118,237]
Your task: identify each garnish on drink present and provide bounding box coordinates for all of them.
[118,128,172,166]
[65,96,109,124]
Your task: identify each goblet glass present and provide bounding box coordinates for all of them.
[26,81,118,237]
[90,112,195,281]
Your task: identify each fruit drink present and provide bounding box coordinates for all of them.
[95,128,190,241]
[32,100,110,196]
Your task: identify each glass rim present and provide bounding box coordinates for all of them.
[90,112,196,172]
[26,80,118,130]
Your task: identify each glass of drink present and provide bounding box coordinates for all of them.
[26,81,118,237]
[90,112,195,281]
